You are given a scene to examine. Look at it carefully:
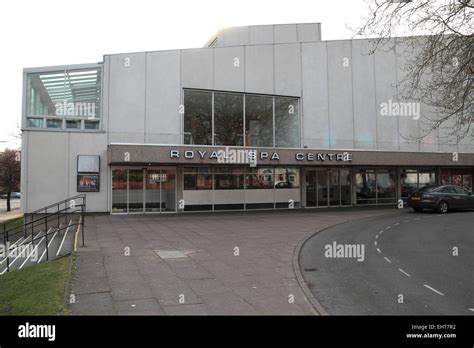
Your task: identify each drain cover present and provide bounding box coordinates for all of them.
[155,250,188,259]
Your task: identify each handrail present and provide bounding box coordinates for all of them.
[30,194,86,214]
[0,195,86,274]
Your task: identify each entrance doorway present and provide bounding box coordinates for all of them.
[112,167,176,214]
[306,169,351,207]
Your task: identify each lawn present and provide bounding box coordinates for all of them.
[0,256,72,315]
[0,216,24,232]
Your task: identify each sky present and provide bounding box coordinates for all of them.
[0,0,370,151]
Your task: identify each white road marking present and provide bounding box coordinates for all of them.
[375,235,379,239]
[38,227,60,263]
[398,268,411,277]
[19,236,46,269]
[469,308,474,312]
[374,241,378,246]
[56,220,73,257]
[384,256,392,264]
[393,223,400,226]
[385,226,391,230]
[0,230,43,265]
[424,284,445,296]
[379,230,384,234]
[403,220,409,223]
[376,248,382,254]
[414,217,420,221]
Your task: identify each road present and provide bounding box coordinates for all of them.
[300,209,474,315]
[0,198,21,212]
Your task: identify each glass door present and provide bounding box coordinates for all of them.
[128,170,144,213]
[112,167,176,214]
[316,170,328,207]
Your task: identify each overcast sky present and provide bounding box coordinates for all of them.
[0,0,370,151]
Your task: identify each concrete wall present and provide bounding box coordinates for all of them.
[21,131,108,213]
[101,37,473,153]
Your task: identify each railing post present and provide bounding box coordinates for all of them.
[57,203,60,228]
[81,196,85,247]
[31,213,34,246]
[65,199,68,225]
[44,215,49,262]
[3,223,9,273]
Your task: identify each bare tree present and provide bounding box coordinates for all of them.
[0,149,21,212]
[356,0,473,143]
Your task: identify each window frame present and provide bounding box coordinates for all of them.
[23,63,103,132]
[182,88,301,148]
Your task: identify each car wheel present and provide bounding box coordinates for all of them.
[437,201,449,214]
[413,207,423,213]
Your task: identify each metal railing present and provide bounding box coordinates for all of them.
[0,195,86,273]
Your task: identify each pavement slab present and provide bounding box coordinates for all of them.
[71,207,401,315]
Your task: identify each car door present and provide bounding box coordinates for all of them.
[453,186,470,209]
[442,186,459,208]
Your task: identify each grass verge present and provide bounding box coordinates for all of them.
[0,256,71,315]
[0,216,25,231]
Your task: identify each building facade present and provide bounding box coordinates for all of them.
[21,23,474,213]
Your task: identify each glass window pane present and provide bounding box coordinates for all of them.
[84,120,99,130]
[245,167,274,189]
[275,97,299,147]
[27,118,43,128]
[245,95,273,147]
[340,169,352,205]
[26,68,101,119]
[356,170,376,204]
[46,119,62,128]
[214,92,243,146]
[274,168,300,189]
[66,120,81,129]
[184,167,212,190]
[376,170,397,203]
[214,167,244,189]
[184,90,212,145]
[112,169,127,213]
[401,169,418,198]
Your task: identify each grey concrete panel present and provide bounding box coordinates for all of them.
[214,46,245,91]
[181,49,214,89]
[274,43,301,97]
[301,42,329,148]
[374,41,399,150]
[249,25,274,45]
[108,53,146,136]
[146,50,181,137]
[351,40,377,150]
[222,26,249,46]
[297,23,320,42]
[327,40,354,149]
[25,131,69,212]
[245,45,274,95]
[274,24,297,43]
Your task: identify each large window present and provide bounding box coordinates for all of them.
[26,67,101,130]
[275,97,299,147]
[214,92,244,146]
[401,169,436,198]
[356,169,396,205]
[183,166,300,211]
[245,95,273,147]
[183,89,300,147]
[183,90,212,145]
[184,167,212,190]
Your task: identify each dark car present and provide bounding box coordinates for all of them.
[407,185,474,213]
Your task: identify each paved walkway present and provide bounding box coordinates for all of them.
[71,208,401,315]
